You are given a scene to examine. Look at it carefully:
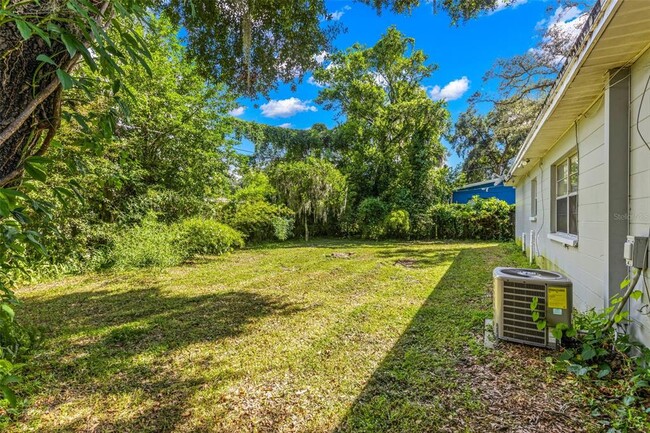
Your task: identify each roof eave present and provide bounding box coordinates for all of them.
[506,0,620,185]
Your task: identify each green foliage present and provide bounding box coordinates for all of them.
[110,215,184,269]
[409,211,435,240]
[529,290,650,432]
[225,170,293,243]
[0,359,22,413]
[314,27,449,215]
[168,0,333,97]
[0,297,37,415]
[31,17,242,271]
[427,197,514,240]
[163,1,502,97]
[234,121,342,166]
[176,218,244,257]
[270,157,347,241]
[1,0,511,423]
[561,308,650,431]
[356,198,389,240]
[230,201,293,243]
[232,171,275,203]
[111,215,245,269]
[384,210,410,238]
[449,101,538,183]
[271,217,295,241]
[50,16,238,224]
[2,0,150,82]
[338,208,361,238]
[0,172,61,410]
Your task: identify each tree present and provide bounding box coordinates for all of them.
[233,121,342,167]
[269,158,347,241]
[49,17,238,224]
[356,0,521,24]
[452,1,592,182]
[0,0,151,186]
[1,0,522,187]
[0,0,334,186]
[24,16,247,276]
[448,99,538,183]
[314,27,449,212]
[0,0,531,406]
[482,2,592,106]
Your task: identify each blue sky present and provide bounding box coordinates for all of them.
[229,0,561,166]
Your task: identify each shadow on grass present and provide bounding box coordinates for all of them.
[247,238,452,251]
[376,248,460,268]
[21,287,307,432]
[334,245,505,433]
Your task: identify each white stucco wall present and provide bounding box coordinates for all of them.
[629,48,650,347]
[515,101,607,312]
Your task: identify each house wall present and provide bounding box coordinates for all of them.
[515,48,650,346]
[515,100,606,312]
[629,49,650,347]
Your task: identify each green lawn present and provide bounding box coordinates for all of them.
[10,240,598,432]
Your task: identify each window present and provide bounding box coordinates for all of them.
[555,154,578,235]
[530,178,537,218]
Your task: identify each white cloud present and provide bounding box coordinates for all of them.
[428,77,470,101]
[533,6,588,64]
[488,0,527,15]
[551,6,582,25]
[228,106,246,117]
[278,123,292,128]
[548,6,586,40]
[314,51,328,64]
[260,97,317,118]
[307,75,327,88]
[329,5,351,21]
[536,6,582,32]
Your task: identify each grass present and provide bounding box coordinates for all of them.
[8,239,599,432]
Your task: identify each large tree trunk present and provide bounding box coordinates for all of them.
[0,1,85,186]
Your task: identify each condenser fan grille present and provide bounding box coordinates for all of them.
[502,281,547,347]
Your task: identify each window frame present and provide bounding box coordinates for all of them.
[553,153,578,237]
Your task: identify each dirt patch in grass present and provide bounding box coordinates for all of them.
[394,258,418,268]
[328,252,355,259]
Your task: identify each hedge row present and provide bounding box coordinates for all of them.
[348,196,514,241]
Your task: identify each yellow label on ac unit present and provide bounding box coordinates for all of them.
[548,287,568,309]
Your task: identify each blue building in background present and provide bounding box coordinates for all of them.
[452,178,515,205]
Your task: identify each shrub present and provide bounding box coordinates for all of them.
[338,208,360,238]
[410,212,434,239]
[110,215,184,269]
[531,295,650,432]
[176,218,244,256]
[271,216,294,241]
[384,209,410,238]
[357,197,388,240]
[429,197,513,240]
[229,201,293,242]
[464,196,513,240]
[122,189,210,224]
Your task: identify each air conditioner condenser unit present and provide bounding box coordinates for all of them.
[493,267,572,348]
